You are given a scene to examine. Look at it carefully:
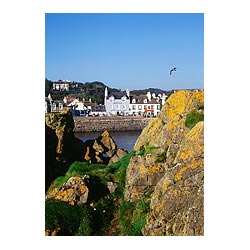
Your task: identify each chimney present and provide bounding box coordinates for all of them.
[147,91,151,101]
[126,88,130,97]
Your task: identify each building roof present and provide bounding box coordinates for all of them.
[130,95,147,104]
[130,94,160,104]
[148,99,160,104]
[108,91,129,99]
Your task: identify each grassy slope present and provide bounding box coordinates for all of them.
[46,150,151,236]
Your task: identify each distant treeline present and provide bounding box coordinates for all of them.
[45,78,168,105]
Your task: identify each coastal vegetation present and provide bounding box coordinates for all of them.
[46,150,148,236]
[45,200,94,236]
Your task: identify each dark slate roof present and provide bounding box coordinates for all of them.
[129,94,160,104]
[130,95,147,104]
[108,91,129,99]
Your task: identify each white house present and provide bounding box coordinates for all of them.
[104,87,130,115]
[104,88,167,116]
[45,94,68,113]
[52,80,70,91]
[129,93,161,117]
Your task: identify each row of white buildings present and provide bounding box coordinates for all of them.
[104,88,168,116]
[45,87,171,117]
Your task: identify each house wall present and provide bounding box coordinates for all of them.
[105,99,130,115]
[129,103,161,116]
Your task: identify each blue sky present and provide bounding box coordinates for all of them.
[45,13,203,91]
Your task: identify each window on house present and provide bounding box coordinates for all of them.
[132,105,136,110]
[122,104,126,110]
[151,105,154,110]
[59,103,63,110]
[52,103,56,111]
[144,105,147,110]
[143,99,147,103]
[157,105,160,110]
[132,99,136,103]
[138,105,142,110]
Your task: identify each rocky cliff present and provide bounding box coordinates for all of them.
[124,90,204,236]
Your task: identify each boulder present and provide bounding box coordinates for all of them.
[46,176,89,205]
[82,130,123,164]
[96,130,117,157]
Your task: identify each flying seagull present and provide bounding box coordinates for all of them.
[170,67,177,75]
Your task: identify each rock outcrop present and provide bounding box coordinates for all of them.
[143,121,204,236]
[82,130,128,165]
[46,176,89,206]
[124,149,166,202]
[45,110,84,191]
[124,89,204,236]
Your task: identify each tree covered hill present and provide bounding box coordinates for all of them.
[45,79,120,104]
[45,78,169,105]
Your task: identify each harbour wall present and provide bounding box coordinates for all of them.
[73,116,153,132]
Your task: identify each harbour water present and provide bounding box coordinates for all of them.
[74,130,141,152]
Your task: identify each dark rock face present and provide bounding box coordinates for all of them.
[45,110,84,192]
[45,124,61,192]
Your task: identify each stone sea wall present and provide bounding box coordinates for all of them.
[73,116,152,132]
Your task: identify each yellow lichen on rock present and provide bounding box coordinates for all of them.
[142,121,204,236]
[46,176,89,205]
[164,90,193,121]
[123,90,204,235]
